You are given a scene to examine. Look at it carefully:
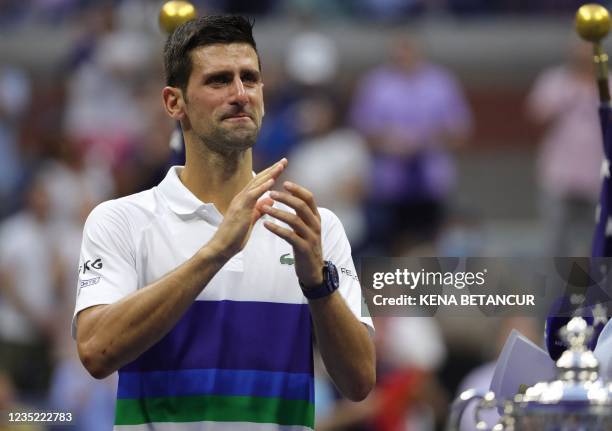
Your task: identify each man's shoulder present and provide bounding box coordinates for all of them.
[318,206,338,224]
[318,207,345,237]
[85,188,158,232]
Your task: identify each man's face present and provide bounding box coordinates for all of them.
[182,43,264,155]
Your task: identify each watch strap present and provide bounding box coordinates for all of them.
[300,261,339,300]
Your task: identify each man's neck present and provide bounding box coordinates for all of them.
[180,144,253,215]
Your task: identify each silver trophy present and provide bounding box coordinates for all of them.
[447,316,612,431]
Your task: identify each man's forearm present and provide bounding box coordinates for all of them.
[77,244,229,378]
[309,292,375,401]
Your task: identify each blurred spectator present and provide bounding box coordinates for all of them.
[63,1,154,169]
[317,317,448,430]
[286,93,370,246]
[0,371,44,431]
[0,65,31,218]
[0,174,63,396]
[285,30,339,87]
[63,1,116,73]
[279,0,354,18]
[39,135,114,227]
[350,36,472,255]
[48,357,117,431]
[253,63,302,170]
[357,0,426,20]
[255,25,340,170]
[35,144,118,430]
[437,209,485,257]
[112,75,175,196]
[371,317,448,430]
[526,39,603,256]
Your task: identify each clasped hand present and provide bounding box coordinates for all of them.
[209,159,324,287]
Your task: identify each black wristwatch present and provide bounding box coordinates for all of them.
[300,261,340,300]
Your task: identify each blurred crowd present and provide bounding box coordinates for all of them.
[0,0,597,25]
[0,0,606,430]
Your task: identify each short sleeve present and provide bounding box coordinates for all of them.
[72,201,138,338]
[320,208,374,334]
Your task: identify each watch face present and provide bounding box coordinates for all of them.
[327,261,340,289]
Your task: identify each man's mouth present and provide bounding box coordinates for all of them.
[222,113,252,121]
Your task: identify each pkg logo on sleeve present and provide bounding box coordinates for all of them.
[80,258,103,274]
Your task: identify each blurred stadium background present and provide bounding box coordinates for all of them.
[0,0,607,430]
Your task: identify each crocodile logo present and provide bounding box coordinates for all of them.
[280,253,295,265]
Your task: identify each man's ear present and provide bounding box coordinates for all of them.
[162,86,186,121]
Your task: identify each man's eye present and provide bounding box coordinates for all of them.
[242,73,259,84]
[208,76,230,85]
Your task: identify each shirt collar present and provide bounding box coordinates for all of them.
[157,166,216,217]
[157,166,262,226]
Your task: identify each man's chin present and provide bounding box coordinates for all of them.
[224,128,258,145]
[199,126,259,155]
[216,132,257,153]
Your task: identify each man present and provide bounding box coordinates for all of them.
[73,16,375,430]
[350,36,472,254]
[526,39,604,256]
[0,175,60,395]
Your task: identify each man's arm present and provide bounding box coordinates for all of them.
[77,245,228,379]
[308,293,376,401]
[262,182,375,401]
[77,160,286,379]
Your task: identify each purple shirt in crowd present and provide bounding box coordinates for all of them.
[350,63,472,202]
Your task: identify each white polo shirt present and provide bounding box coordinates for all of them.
[73,166,373,431]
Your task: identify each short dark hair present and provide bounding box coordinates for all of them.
[163,15,258,93]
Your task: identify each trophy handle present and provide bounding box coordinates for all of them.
[447,389,503,431]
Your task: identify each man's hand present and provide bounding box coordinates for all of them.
[208,159,287,260]
[261,181,324,287]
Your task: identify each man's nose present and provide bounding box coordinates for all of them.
[229,76,248,105]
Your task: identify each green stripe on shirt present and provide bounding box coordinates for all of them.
[115,394,314,427]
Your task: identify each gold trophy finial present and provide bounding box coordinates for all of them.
[576,4,610,43]
[576,4,611,102]
[159,1,197,35]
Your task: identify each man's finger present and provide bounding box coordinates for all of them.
[269,190,320,231]
[262,205,311,239]
[263,220,308,252]
[282,181,319,216]
[246,178,275,203]
[250,158,287,189]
